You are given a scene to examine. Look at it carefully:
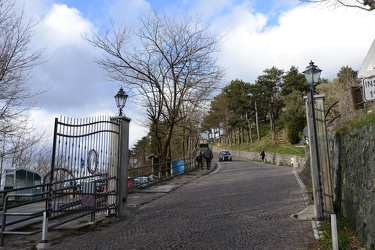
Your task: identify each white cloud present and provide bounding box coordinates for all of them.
[19,0,375,148]
[212,4,375,82]
[23,2,149,147]
[40,4,92,47]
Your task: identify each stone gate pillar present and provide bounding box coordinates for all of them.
[117,116,131,216]
[314,95,334,216]
[305,94,334,218]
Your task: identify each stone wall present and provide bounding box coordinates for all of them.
[327,124,375,249]
[212,147,307,168]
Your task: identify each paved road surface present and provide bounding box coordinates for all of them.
[48,158,316,249]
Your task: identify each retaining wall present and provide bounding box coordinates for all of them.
[327,124,375,249]
[213,147,307,168]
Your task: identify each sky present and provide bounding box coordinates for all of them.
[13,0,375,147]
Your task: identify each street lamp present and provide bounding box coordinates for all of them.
[114,87,128,116]
[303,61,322,86]
[303,60,324,220]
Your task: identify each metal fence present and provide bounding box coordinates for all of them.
[0,115,201,246]
[48,116,120,217]
[0,156,199,247]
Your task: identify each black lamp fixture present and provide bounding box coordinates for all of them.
[303,60,322,86]
[114,87,128,116]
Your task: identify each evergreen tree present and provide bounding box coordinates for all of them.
[280,91,306,144]
[282,66,309,96]
[255,67,284,142]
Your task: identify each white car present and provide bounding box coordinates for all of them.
[133,176,151,186]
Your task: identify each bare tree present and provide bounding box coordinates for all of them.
[0,0,46,176]
[28,143,52,177]
[300,0,375,11]
[173,97,205,159]
[86,11,225,163]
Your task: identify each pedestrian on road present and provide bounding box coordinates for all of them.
[260,151,265,163]
[204,148,213,170]
[196,151,204,170]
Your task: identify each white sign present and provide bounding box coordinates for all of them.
[362,76,375,101]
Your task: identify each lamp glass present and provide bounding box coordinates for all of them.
[303,61,322,86]
[114,87,128,109]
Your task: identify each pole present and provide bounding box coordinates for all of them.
[255,100,260,141]
[237,130,240,150]
[48,118,59,218]
[331,214,339,250]
[41,211,48,243]
[308,86,324,219]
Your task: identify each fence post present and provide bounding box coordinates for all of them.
[117,116,131,216]
[41,211,48,242]
[331,214,339,250]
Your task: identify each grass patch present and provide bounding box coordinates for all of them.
[336,109,375,135]
[216,134,305,156]
[299,170,365,249]
[318,214,365,250]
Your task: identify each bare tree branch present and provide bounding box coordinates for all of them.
[300,0,375,11]
[86,10,225,162]
[0,0,46,173]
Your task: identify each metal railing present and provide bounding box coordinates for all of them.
[0,179,110,247]
[0,184,49,247]
[0,157,199,247]
[128,157,197,190]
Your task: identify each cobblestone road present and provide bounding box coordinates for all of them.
[48,159,316,249]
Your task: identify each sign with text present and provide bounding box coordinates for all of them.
[362,76,375,101]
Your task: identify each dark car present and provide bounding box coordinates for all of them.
[219,150,232,161]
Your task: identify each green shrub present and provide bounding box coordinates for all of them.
[286,123,300,144]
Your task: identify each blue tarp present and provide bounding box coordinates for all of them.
[171,160,186,175]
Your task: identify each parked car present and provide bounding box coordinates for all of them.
[219,150,232,161]
[133,176,151,186]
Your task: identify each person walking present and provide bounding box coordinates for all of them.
[260,151,265,163]
[204,148,213,170]
[196,151,204,170]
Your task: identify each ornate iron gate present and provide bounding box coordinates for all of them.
[48,116,120,217]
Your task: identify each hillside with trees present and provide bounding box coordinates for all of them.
[200,65,362,155]
[129,64,363,166]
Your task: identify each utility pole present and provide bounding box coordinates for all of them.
[255,100,260,141]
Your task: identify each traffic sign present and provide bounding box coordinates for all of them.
[362,76,375,101]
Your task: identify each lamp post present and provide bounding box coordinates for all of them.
[303,61,324,220]
[114,87,128,116]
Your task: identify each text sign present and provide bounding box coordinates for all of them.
[362,76,375,101]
